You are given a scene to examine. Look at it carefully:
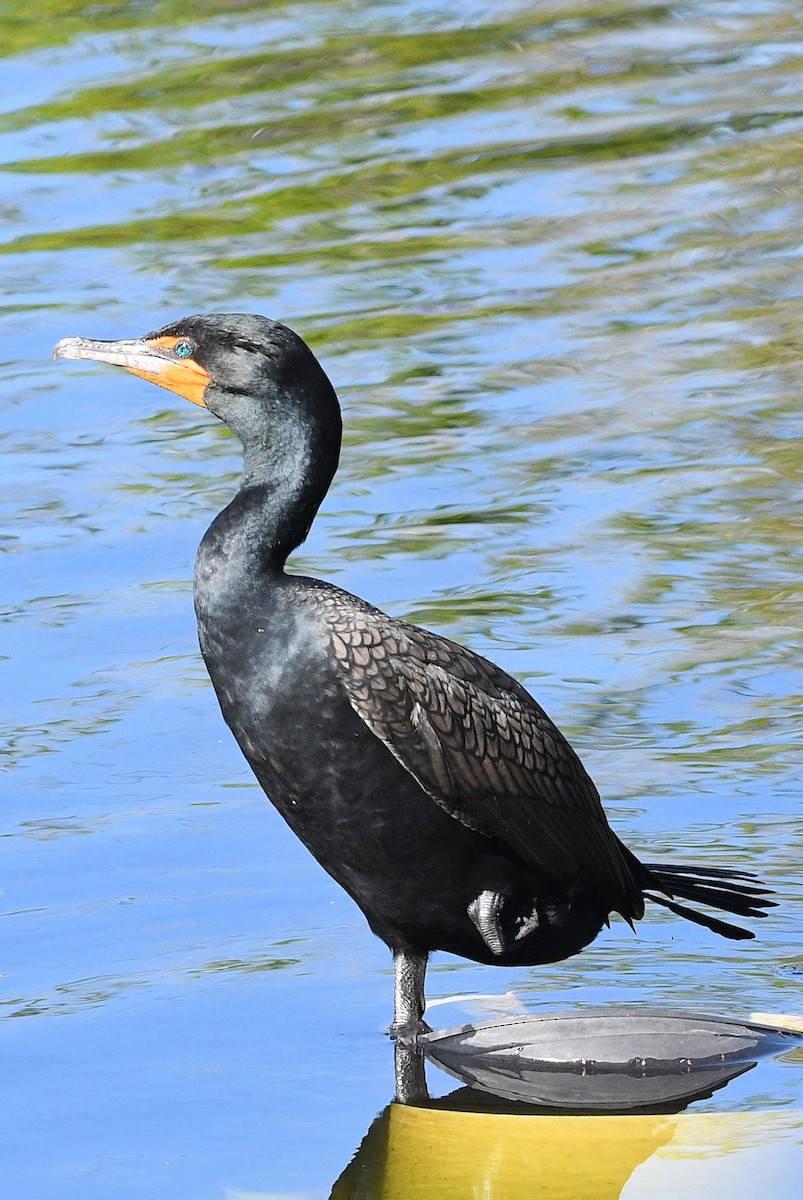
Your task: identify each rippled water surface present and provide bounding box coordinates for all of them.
[2,1,802,1196]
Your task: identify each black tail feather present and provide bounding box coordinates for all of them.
[643,862,763,883]
[647,870,772,900]
[655,878,773,902]
[640,861,775,941]
[644,893,756,941]
[644,862,774,895]
[648,877,775,915]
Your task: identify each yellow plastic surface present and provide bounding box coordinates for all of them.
[331,1102,803,1199]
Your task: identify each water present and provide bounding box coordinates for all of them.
[2,0,802,1195]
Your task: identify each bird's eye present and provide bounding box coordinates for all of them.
[175,340,194,358]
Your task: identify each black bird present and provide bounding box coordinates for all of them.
[55,314,774,1039]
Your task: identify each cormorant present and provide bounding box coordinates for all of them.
[55,314,774,1039]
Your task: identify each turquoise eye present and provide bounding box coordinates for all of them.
[175,340,193,358]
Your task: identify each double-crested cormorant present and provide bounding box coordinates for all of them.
[55,314,774,1039]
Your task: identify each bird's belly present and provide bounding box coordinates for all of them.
[202,626,606,965]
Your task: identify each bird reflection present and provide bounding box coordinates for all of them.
[394,1042,429,1105]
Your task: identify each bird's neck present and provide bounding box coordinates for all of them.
[195,427,337,615]
[240,433,318,567]
[193,485,304,633]
[194,387,342,630]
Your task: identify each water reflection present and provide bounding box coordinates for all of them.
[331,1101,803,1200]
[336,1012,801,1200]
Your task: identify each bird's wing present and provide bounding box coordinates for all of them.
[317,586,642,912]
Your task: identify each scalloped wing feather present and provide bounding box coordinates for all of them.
[314,584,643,916]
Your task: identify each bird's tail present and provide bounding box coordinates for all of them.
[640,862,776,941]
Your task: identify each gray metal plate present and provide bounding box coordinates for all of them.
[420,1007,800,1111]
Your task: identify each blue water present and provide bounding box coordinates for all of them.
[2,1,801,1195]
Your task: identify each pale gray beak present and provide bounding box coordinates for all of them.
[53,336,172,374]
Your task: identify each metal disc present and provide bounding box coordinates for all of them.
[420,1007,801,1111]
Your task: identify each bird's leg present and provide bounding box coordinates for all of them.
[390,948,430,1043]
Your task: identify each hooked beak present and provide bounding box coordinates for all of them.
[53,335,211,407]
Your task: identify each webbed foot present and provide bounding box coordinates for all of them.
[388,1015,432,1045]
[468,888,507,955]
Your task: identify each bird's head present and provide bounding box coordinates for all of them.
[54,313,342,465]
